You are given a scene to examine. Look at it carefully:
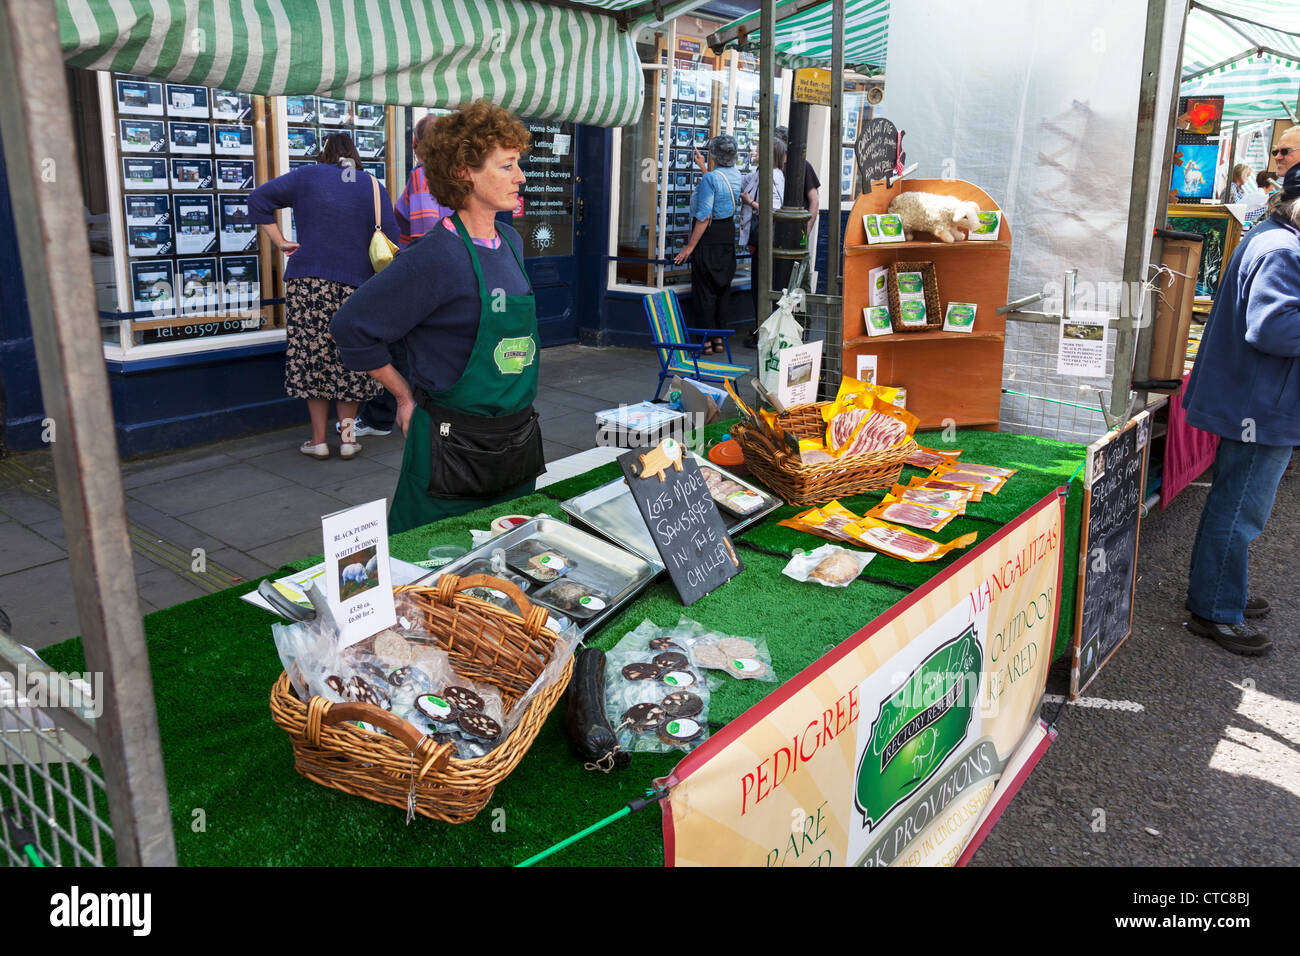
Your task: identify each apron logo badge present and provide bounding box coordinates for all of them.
[494,336,536,375]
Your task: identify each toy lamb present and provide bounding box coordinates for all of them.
[887,192,982,243]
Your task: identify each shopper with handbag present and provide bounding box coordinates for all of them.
[331,101,544,534]
[248,132,399,459]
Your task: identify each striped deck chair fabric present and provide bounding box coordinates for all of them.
[643,289,750,397]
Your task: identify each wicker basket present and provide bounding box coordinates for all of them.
[269,573,573,824]
[888,261,943,333]
[733,403,917,506]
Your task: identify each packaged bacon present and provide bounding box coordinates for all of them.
[947,461,1018,478]
[843,517,978,563]
[910,476,984,503]
[865,495,962,532]
[930,462,1009,495]
[890,482,971,512]
[778,500,864,544]
[823,393,917,458]
[905,445,963,469]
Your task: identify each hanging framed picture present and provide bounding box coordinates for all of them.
[170,157,213,190]
[214,124,254,155]
[165,84,210,118]
[118,119,166,153]
[216,159,255,190]
[130,259,175,314]
[115,77,163,116]
[219,194,258,253]
[168,121,212,154]
[172,193,217,254]
[121,157,168,190]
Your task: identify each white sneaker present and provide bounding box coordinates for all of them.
[336,419,391,437]
[338,418,362,460]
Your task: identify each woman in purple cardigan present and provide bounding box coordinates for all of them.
[248,133,399,459]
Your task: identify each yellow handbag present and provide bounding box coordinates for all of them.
[368,174,397,272]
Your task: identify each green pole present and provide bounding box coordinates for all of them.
[516,790,667,867]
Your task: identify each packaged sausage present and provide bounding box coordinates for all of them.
[890,482,972,512]
[905,445,963,469]
[929,462,1010,495]
[842,517,978,563]
[864,495,962,532]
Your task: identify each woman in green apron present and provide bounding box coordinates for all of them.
[331,101,544,534]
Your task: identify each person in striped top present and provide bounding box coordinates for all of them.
[396,114,455,246]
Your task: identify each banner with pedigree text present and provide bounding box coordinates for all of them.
[661,490,1065,867]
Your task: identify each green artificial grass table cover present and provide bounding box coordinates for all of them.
[39,426,1083,867]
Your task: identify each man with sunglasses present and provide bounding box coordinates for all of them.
[1181,160,1300,656]
[1270,129,1300,179]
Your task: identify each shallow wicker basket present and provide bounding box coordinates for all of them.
[732,403,917,506]
[269,573,573,824]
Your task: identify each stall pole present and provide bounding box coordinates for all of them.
[1132,0,1190,394]
[0,0,176,865]
[1110,0,1171,419]
[757,0,775,321]
[825,0,844,298]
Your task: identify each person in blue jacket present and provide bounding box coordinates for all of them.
[1181,162,1300,656]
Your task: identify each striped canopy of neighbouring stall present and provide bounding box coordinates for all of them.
[714,0,889,73]
[1178,1,1300,123]
[55,0,704,127]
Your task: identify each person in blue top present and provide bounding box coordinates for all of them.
[1181,162,1300,656]
[674,135,744,354]
[248,132,399,460]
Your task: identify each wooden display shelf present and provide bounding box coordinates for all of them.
[842,178,1011,430]
[845,240,1011,254]
[845,330,1004,345]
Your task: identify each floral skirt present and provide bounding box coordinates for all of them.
[283,277,382,402]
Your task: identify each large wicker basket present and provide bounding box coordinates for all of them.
[732,403,917,506]
[269,573,573,824]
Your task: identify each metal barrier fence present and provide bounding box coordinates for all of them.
[0,633,113,866]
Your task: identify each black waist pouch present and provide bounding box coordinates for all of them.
[417,391,545,500]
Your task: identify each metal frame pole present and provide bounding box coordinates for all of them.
[0,0,176,865]
[758,0,774,319]
[825,0,844,299]
[1111,0,1171,419]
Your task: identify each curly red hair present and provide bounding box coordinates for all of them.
[417,100,531,210]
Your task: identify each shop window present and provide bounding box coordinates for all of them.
[609,28,778,293]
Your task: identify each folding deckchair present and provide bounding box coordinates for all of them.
[643,288,750,398]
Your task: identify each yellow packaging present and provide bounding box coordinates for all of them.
[842,517,978,563]
[908,475,984,503]
[824,393,918,458]
[777,500,864,544]
[864,494,963,532]
[905,445,963,469]
[890,482,971,512]
[930,461,1010,495]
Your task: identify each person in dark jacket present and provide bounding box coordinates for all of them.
[248,132,399,459]
[1181,163,1300,655]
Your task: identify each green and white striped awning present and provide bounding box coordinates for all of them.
[714,0,889,73]
[56,0,704,127]
[1181,60,1300,122]
[1182,0,1300,81]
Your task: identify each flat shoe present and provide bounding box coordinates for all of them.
[1186,613,1272,656]
[300,441,329,459]
[338,418,361,460]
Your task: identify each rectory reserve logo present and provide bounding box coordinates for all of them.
[493,336,536,375]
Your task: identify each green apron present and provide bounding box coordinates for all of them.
[389,214,540,535]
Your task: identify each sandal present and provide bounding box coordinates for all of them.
[700,342,715,355]
[712,338,726,354]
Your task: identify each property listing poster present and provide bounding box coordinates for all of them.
[661,492,1063,867]
[516,120,574,257]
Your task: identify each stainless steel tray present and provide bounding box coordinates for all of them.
[560,452,779,569]
[415,517,658,637]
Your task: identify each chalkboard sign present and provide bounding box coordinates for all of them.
[617,439,743,605]
[1072,412,1150,697]
[855,118,904,190]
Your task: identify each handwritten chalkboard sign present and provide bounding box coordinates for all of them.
[855,117,903,190]
[617,439,743,605]
[1072,412,1150,697]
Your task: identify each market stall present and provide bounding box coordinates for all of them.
[37,419,1084,866]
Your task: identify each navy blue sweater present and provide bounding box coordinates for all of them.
[331,220,529,393]
[1183,215,1300,447]
[247,163,399,288]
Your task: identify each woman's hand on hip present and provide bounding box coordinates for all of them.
[278,240,300,255]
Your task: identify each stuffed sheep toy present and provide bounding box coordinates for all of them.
[887,192,981,243]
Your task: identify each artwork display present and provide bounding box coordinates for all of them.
[1173,143,1218,200]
